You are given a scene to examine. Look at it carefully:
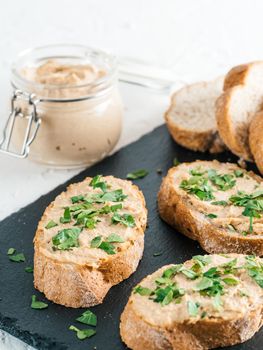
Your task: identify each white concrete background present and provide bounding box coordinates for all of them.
[1,0,263,348]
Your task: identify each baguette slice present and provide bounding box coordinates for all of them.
[158,160,263,255]
[216,61,263,161]
[249,111,263,175]
[34,175,147,308]
[165,78,225,153]
[120,254,263,350]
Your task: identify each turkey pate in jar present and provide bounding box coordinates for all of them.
[10,44,123,168]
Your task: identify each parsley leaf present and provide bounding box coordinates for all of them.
[111,213,135,227]
[90,236,103,248]
[9,253,25,262]
[206,213,217,219]
[90,234,125,255]
[234,169,244,178]
[208,170,236,191]
[69,325,96,340]
[52,227,82,250]
[45,220,58,229]
[60,207,71,224]
[7,248,15,255]
[180,176,214,201]
[31,295,48,309]
[89,175,107,192]
[25,266,33,273]
[134,285,152,296]
[211,200,228,206]
[126,169,148,180]
[76,310,97,326]
[106,233,125,243]
[187,301,199,316]
[71,195,85,203]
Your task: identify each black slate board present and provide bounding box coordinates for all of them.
[0,124,262,350]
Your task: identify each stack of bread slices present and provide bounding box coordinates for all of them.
[165,61,263,175]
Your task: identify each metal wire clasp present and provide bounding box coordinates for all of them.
[0,90,41,158]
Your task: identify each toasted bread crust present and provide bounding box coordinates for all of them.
[223,63,249,90]
[216,88,253,160]
[34,177,147,308]
[120,293,263,350]
[157,161,263,255]
[249,111,263,176]
[215,62,263,161]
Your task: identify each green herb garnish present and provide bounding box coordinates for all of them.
[69,325,96,340]
[9,253,25,262]
[180,176,214,201]
[111,213,135,227]
[126,169,148,180]
[206,213,217,219]
[60,207,71,224]
[134,285,152,296]
[25,266,33,273]
[106,233,125,243]
[45,220,58,229]
[76,310,97,326]
[52,227,82,250]
[187,301,199,316]
[31,295,48,309]
[71,195,85,203]
[208,170,236,191]
[7,248,15,255]
[234,169,244,178]
[211,200,228,206]
[89,175,107,192]
[90,234,125,255]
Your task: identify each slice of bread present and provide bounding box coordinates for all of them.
[120,254,263,350]
[216,61,263,161]
[249,111,263,175]
[34,175,147,308]
[158,160,263,255]
[165,78,225,153]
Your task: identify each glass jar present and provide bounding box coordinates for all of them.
[2,44,123,168]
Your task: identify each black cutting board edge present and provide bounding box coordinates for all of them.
[0,124,262,350]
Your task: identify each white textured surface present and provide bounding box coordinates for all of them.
[1,0,263,348]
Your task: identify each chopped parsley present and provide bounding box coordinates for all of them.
[234,169,244,178]
[187,301,199,316]
[208,170,236,191]
[7,247,15,255]
[25,266,33,273]
[69,325,96,340]
[31,295,48,309]
[230,190,263,232]
[206,213,217,219]
[134,286,152,296]
[52,227,82,250]
[76,310,97,326]
[9,253,25,262]
[126,169,148,180]
[180,175,214,201]
[90,234,125,255]
[60,207,71,224]
[244,256,263,288]
[111,213,135,227]
[45,220,58,229]
[89,175,107,192]
[211,200,228,206]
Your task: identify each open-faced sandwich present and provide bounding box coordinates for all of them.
[158,160,263,255]
[120,254,263,350]
[34,175,147,308]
